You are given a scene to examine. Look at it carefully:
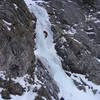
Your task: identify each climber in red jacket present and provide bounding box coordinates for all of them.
[43,30,48,38]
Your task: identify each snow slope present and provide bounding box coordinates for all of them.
[0,74,39,100]
[24,0,100,100]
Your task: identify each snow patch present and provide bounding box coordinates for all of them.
[13,3,18,9]
[0,71,6,80]
[3,19,11,31]
[3,20,12,26]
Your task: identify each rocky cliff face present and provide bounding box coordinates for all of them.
[0,0,36,77]
[0,0,59,99]
[0,0,100,100]
[43,0,100,85]
[0,0,36,99]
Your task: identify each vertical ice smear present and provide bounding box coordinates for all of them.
[24,0,100,100]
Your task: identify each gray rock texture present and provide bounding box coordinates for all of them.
[0,0,100,99]
[0,0,36,77]
[43,0,100,85]
[0,0,60,99]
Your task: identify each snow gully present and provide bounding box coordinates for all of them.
[24,0,100,100]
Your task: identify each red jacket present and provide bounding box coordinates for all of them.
[43,31,48,38]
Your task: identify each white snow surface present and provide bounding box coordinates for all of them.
[0,72,40,100]
[13,3,18,9]
[24,0,100,100]
[3,19,11,31]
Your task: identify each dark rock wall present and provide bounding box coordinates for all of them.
[0,0,36,77]
[43,0,100,85]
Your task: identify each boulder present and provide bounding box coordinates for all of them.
[1,90,11,100]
